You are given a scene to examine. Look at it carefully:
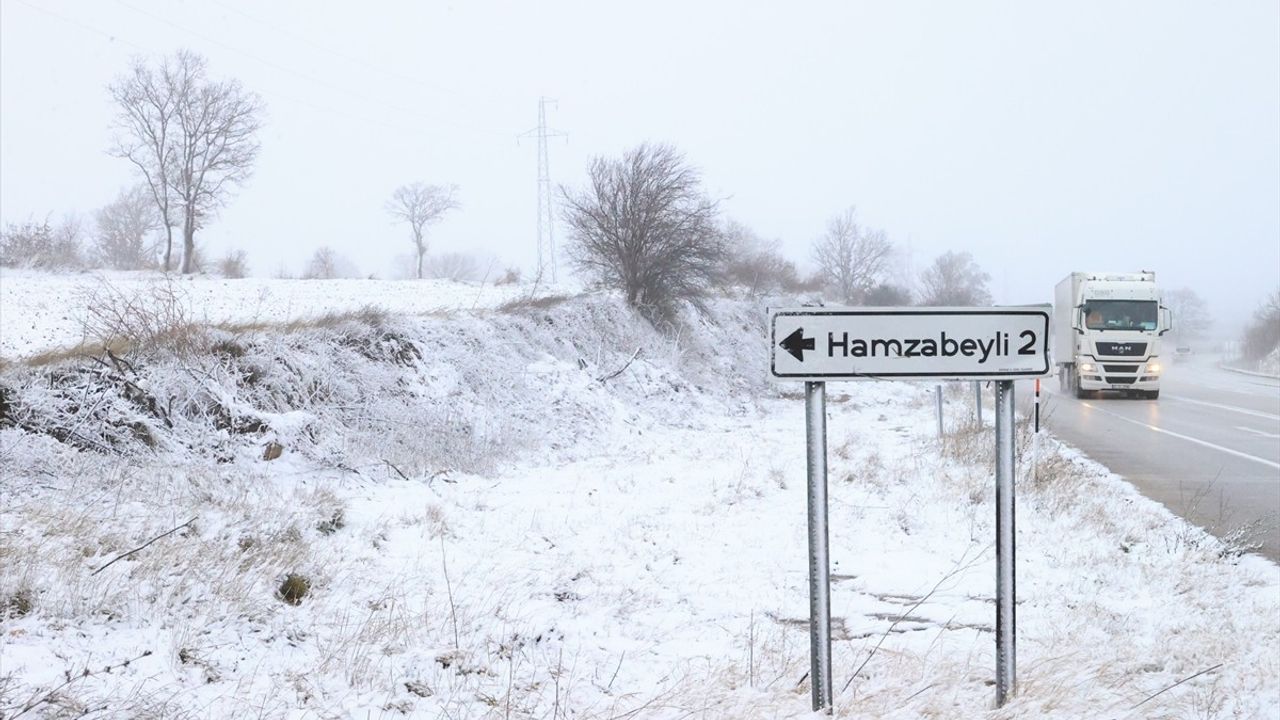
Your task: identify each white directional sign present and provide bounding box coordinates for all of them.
[770,306,1051,381]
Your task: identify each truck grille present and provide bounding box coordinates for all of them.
[1096,342,1147,357]
[1103,364,1139,373]
[1105,377,1137,384]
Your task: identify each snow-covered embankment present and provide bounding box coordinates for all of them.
[0,290,1276,718]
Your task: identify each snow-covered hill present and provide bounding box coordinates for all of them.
[0,269,553,361]
[0,281,1276,719]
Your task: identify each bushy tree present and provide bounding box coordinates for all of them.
[386,183,459,279]
[919,251,992,306]
[561,143,725,320]
[811,208,893,304]
[94,185,159,270]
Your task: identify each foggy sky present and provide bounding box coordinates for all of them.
[2,0,1277,335]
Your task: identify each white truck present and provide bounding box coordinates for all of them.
[1054,272,1172,399]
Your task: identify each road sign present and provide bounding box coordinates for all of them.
[770,306,1051,381]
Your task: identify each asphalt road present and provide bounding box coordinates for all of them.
[1033,354,1280,561]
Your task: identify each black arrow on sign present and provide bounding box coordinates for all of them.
[780,327,815,361]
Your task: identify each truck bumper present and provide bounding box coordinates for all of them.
[1078,359,1162,391]
[1078,376,1160,392]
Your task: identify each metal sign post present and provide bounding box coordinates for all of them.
[994,380,1016,706]
[805,381,833,713]
[975,380,983,425]
[769,306,1050,712]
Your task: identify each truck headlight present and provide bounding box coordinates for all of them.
[1079,362,1096,373]
[1147,362,1161,374]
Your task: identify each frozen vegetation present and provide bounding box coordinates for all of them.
[0,275,1277,718]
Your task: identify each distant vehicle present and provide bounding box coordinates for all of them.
[1054,271,1172,400]
[1173,345,1194,362]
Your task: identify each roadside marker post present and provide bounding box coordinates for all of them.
[769,306,1051,713]
[936,385,944,437]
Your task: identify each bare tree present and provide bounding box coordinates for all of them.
[386,183,459,279]
[94,185,159,270]
[110,50,263,274]
[811,208,893,304]
[303,246,357,279]
[110,57,178,271]
[723,220,799,296]
[561,143,725,320]
[1163,287,1210,341]
[918,251,992,306]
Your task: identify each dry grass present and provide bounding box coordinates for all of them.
[496,293,573,314]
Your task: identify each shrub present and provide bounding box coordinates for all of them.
[77,275,206,356]
[494,267,522,285]
[1242,289,1280,364]
[217,250,249,279]
[277,573,311,605]
[0,217,84,270]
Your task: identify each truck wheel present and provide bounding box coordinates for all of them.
[1075,385,1091,399]
[1146,390,1160,400]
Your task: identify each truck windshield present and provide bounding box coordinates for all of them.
[1082,300,1158,331]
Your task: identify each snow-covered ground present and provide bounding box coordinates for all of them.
[0,279,1276,718]
[0,269,553,361]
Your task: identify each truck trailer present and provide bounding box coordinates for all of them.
[1053,271,1172,399]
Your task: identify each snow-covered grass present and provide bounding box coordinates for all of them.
[0,269,550,362]
[0,287,1276,718]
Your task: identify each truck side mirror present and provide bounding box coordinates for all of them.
[1159,306,1172,336]
[1072,306,1084,334]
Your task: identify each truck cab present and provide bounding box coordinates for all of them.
[1055,272,1172,400]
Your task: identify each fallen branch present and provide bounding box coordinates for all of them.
[91,517,197,576]
[1131,663,1224,709]
[606,650,626,693]
[596,347,642,383]
[9,649,152,718]
[842,546,986,693]
[383,459,411,481]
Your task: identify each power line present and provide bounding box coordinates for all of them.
[205,0,501,110]
[519,98,567,283]
[9,0,440,140]
[9,0,146,51]
[111,0,508,138]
